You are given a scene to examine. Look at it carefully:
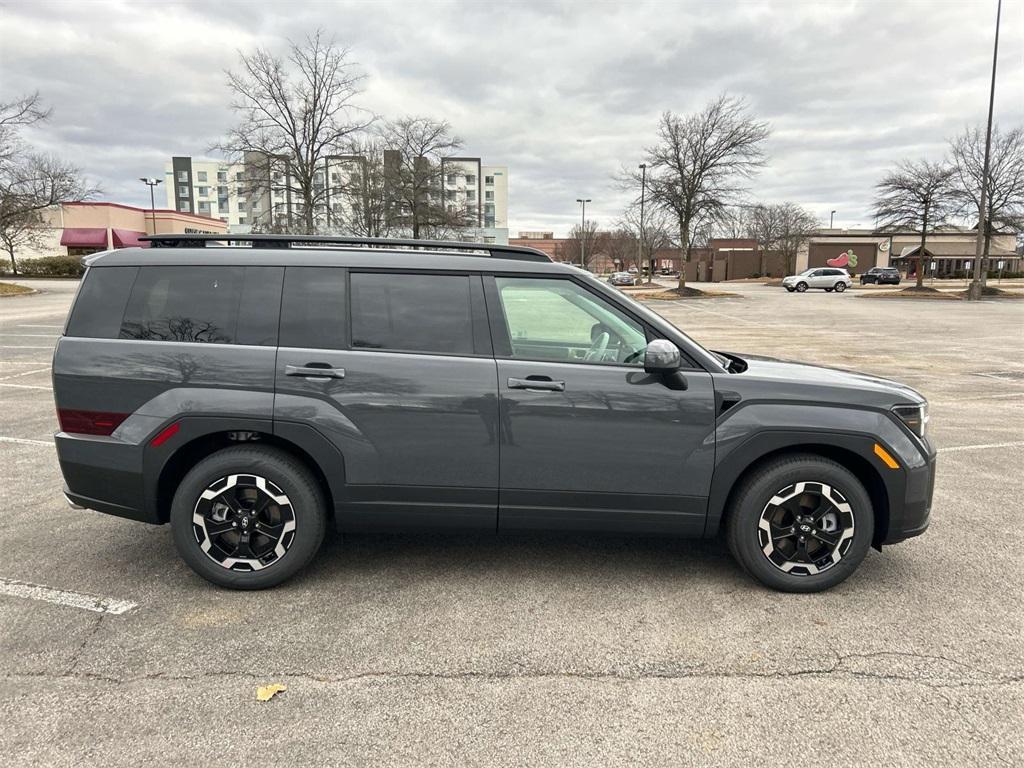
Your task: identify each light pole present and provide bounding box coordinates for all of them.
[576,198,591,269]
[638,164,647,282]
[968,0,1002,301]
[139,178,163,235]
[830,210,836,229]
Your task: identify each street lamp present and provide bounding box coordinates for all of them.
[638,164,647,281]
[139,177,163,235]
[830,210,836,229]
[968,0,1003,301]
[576,198,591,269]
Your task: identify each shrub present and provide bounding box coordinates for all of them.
[1,254,84,278]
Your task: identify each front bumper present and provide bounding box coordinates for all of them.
[882,450,936,544]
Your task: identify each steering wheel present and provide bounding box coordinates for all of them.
[584,331,610,361]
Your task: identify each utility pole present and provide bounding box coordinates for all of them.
[139,178,163,235]
[576,198,591,269]
[968,0,1002,301]
[638,164,647,282]
[830,210,836,229]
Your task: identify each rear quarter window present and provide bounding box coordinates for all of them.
[66,266,138,339]
[120,266,244,343]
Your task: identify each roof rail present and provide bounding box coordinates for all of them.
[139,233,551,262]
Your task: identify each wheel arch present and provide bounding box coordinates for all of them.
[145,418,345,524]
[706,436,894,547]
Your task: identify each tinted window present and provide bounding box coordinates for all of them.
[66,266,138,339]
[494,277,647,366]
[237,267,284,346]
[351,272,473,355]
[279,267,346,349]
[120,266,242,343]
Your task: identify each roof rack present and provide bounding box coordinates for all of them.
[139,233,551,262]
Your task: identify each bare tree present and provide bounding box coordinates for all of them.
[562,219,600,269]
[638,95,769,290]
[217,30,369,234]
[873,159,956,288]
[380,116,465,238]
[330,137,396,238]
[618,205,675,280]
[949,124,1024,284]
[713,204,753,239]
[0,95,96,273]
[749,202,818,276]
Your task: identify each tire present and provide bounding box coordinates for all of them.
[785,287,795,292]
[725,454,874,593]
[170,445,327,589]
[834,282,847,293]
[795,282,808,292]
[824,287,834,293]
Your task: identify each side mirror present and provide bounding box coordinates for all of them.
[644,339,681,373]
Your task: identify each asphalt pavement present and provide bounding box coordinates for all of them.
[0,278,1021,766]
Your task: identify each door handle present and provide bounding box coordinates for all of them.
[285,364,345,379]
[508,376,565,392]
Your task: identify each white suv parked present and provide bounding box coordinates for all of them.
[783,268,852,293]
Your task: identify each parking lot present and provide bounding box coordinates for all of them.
[1,278,1022,766]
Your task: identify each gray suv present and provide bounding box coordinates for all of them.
[54,235,935,592]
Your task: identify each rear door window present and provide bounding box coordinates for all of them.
[120,266,243,344]
[279,267,347,349]
[350,272,476,355]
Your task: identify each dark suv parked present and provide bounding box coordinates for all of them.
[54,235,935,592]
[860,267,902,285]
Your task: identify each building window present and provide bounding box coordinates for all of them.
[485,175,494,185]
[178,201,190,212]
[197,186,209,197]
[198,201,211,213]
[466,174,476,184]
[197,171,208,182]
[485,191,494,201]
[235,172,244,182]
[466,190,476,202]
[446,173,457,185]
[178,185,189,198]
[445,190,456,201]
[177,171,188,182]
[217,171,227,182]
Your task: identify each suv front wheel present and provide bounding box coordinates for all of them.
[726,454,874,592]
[170,445,327,589]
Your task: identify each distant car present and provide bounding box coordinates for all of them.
[608,271,635,286]
[782,268,852,293]
[861,267,901,285]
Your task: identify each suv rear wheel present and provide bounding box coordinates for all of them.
[170,445,327,589]
[834,282,847,293]
[725,454,874,592]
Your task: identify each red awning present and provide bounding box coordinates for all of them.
[60,228,108,248]
[111,229,148,248]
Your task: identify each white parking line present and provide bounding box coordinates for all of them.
[0,577,137,615]
[18,324,62,329]
[0,366,51,380]
[0,334,57,338]
[0,382,51,390]
[0,345,55,349]
[0,436,54,447]
[940,440,1024,453]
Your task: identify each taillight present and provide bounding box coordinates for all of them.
[57,409,129,436]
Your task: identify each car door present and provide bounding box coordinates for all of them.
[274,267,499,531]
[485,275,716,535]
[808,269,829,288]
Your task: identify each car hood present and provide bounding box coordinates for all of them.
[721,353,926,406]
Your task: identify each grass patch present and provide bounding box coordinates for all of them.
[640,286,740,300]
[957,286,1024,299]
[859,285,961,300]
[0,281,34,296]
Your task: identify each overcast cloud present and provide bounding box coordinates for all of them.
[1,0,1021,235]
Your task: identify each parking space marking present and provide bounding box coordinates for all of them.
[0,577,137,615]
[0,436,54,447]
[940,440,1024,453]
[0,334,57,337]
[0,382,51,390]
[0,366,51,380]
[17,324,62,329]
[0,345,56,349]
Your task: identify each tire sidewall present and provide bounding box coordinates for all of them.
[170,446,327,589]
[835,282,847,292]
[796,282,807,292]
[728,457,874,593]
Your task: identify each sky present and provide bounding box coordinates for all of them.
[1,0,1021,236]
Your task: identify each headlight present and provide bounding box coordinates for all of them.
[892,403,928,439]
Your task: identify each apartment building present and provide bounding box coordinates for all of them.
[166,154,509,242]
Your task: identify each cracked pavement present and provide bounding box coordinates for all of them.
[1,279,1022,766]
